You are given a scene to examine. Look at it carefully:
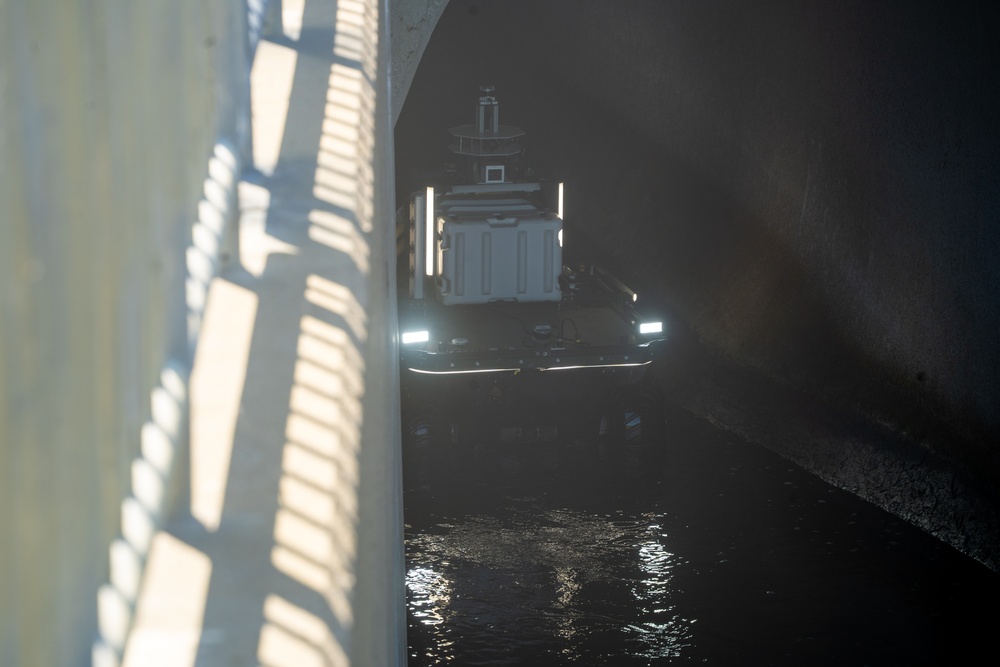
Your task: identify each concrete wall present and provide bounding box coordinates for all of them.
[2,0,405,662]
[391,0,999,564]
[1,1,249,664]
[389,0,448,125]
[517,1,999,441]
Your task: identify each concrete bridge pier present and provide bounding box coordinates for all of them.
[2,0,407,665]
[124,1,405,665]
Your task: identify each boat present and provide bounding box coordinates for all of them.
[398,86,668,445]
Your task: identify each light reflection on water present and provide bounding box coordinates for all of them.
[629,520,693,660]
[405,506,696,665]
[403,399,1000,665]
[405,564,457,664]
[406,566,452,627]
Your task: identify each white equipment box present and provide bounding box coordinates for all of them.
[436,199,562,305]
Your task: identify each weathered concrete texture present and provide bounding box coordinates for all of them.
[653,336,1000,570]
[492,0,1000,438]
[1,1,251,665]
[394,0,999,566]
[126,0,404,665]
[389,0,449,125]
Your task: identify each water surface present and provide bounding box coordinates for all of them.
[403,400,998,665]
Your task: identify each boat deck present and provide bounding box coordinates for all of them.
[399,264,665,375]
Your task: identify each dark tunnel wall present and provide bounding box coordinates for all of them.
[396,0,999,539]
[511,1,1000,439]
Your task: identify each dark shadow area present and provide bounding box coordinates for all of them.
[401,387,1000,666]
[395,0,1000,663]
[396,0,1000,567]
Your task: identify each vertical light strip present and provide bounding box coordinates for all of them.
[412,195,425,299]
[424,186,434,277]
[436,217,444,281]
[557,182,564,247]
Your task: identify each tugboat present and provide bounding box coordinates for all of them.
[398,86,668,445]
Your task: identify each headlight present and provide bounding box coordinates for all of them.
[638,321,663,335]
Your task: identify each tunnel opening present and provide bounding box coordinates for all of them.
[395,0,1000,569]
[393,1,1000,663]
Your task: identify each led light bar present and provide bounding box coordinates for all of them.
[401,330,430,345]
[639,321,663,334]
[406,358,654,375]
[425,186,434,277]
[409,366,521,375]
[538,360,652,371]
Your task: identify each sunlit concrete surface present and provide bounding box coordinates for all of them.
[3,0,407,662]
[122,1,403,666]
[188,279,258,531]
[1,1,251,665]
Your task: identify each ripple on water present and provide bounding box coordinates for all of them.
[406,506,696,665]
